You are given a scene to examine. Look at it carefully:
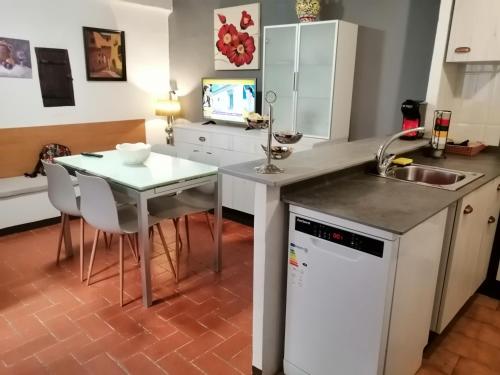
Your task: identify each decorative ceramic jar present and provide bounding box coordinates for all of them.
[296,0,321,23]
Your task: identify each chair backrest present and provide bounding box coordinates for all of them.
[188,151,215,195]
[151,144,178,157]
[76,172,122,234]
[42,161,80,216]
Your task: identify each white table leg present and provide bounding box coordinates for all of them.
[138,193,152,307]
[214,173,223,272]
[252,183,287,375]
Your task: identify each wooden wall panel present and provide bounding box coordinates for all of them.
[0,119,145,178]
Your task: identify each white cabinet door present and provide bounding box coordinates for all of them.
[439,188,485,329]
[226,150,259,215]
[447,0,500,62]
[295,22,336,138]
[474,177,500,289]
[263,25,298,133]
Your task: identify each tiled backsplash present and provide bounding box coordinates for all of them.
[453,64,500,126]
[446,64,500,145]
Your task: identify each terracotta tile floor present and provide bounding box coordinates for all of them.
[0,214,253,374]
[417,294,500,375]
[1,214,499,374]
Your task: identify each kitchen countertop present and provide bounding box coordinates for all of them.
[219,137,429,187]
[282,147,500,234]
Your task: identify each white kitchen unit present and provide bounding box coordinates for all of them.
[285,206,447,375]
[174,123,325,214]
[433,177,500,332]
[447,0,500,62]
[263,20,357,140]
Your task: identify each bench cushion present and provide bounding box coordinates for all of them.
[0,175,77,199]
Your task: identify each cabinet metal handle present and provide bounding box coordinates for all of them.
[463,205,473,214]
[206,151,213,155]
[193,149,200,152]
[488,216,496,224]
[455,47,471,53]
[199,136,206,142]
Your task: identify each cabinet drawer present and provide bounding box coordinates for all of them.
[174,128,231,150]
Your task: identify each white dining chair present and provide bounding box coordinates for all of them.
[76,172,176,306]
[43,161,86,282]
[147,148,216,281]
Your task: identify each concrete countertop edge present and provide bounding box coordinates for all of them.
[219,138,429,187]
[282,149,500,235]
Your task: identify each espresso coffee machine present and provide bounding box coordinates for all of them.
[400,100,426,140]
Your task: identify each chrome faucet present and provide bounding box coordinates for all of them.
[376,126,425,176]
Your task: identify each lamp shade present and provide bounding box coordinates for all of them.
[155,98,181,116]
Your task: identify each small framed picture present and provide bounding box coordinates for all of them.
[82,27,127,81]
[0,37,32,79]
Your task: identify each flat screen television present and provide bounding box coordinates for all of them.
[202,78,257,124]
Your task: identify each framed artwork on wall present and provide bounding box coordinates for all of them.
[0,37,32,79]
[83,27,127,81]
[214,3,260,71]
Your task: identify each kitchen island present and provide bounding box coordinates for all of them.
[219,137,429,374]
[220,137,500,375]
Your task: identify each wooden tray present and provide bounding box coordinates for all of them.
[445,142,486,156]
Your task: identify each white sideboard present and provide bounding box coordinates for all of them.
[174,122,325,214]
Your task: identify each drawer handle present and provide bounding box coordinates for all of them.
[497,184,500,191]
[488,216,496,224]
[455,47,471,53]
[199,136,206,142]
[206,151,213,155]
[193,149,200,152]
[463,205,473,214]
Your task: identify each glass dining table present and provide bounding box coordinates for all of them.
[55,150,222,307]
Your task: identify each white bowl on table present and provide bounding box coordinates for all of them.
[116,143,151,165]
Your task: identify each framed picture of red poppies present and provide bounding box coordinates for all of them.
[214,3,260,70]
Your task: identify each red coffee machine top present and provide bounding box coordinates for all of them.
[400,99,426,140]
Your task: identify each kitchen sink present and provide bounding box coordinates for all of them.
[380,164,483,191]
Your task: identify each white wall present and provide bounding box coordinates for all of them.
[0,0,171,143]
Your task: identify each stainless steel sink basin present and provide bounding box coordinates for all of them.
[380,164,483,191]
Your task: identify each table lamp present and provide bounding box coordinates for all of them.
[155,96,181,145]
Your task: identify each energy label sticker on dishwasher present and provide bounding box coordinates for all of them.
[289,243,308,289]
[289,248,299,267]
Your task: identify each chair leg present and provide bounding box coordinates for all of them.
[170,219,180,282]
[173,219,183,252]
[86,230,101,286]
[135,234,140,261]
[56,213,66,265]
[119,234,124,307]
[126,234,139,263]
[205,212,215,241]
[79,218,85,282]
[184,215,191,254]
[156,223,176,279]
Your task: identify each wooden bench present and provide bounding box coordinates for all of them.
[0,119,145,230]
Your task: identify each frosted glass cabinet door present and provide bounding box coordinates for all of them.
[263,26,297,132]
[296,22,337,138]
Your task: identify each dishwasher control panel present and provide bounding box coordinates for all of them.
[295,216,384,258]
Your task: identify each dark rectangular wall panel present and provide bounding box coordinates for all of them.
[35,47,75,107]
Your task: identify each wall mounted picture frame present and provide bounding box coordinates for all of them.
[83,27,127,81]
[214,3,260,71]
[0,37,32,78]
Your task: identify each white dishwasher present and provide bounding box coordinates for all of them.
[284,205,399,375]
